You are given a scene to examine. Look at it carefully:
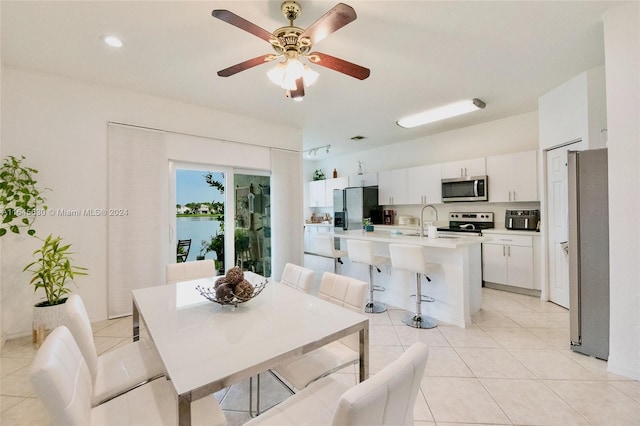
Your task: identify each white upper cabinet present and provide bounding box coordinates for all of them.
[441,157,486,179]
[407,164,442,204]
[348,172,378,187]
[309,180,327,207]
[309,177,349,207]
[325,176,349,206]
[487,150,538,202]
[378,169,409,205]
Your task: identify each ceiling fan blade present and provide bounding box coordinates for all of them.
[308,52,370,80]
[300,3,357,45]
[217,54,277,77]
[289,78,305,99]
[212,9,274,43]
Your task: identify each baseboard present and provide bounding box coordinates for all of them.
[483,281,541,298]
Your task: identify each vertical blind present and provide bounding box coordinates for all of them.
[107,124,169,318]
[270,148,303,281]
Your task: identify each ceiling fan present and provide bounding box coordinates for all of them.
[212,1,370,100]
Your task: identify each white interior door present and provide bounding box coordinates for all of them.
[546,140,586,308]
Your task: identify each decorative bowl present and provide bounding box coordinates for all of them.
[196,278,268,307]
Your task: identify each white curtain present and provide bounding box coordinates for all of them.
[107,124,169,318]
[270,148,303,281]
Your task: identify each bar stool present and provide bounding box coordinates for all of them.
[347,239,390,313]
[389,243,438,329]
[315,234,347,273]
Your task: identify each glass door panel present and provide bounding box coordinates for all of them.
[234,173,271,277]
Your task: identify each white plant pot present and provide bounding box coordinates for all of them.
[32,298,67,344]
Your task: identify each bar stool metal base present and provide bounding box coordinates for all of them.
[365,301,387,314]
[403,313,437,329]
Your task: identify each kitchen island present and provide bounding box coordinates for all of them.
[333,229,489,328]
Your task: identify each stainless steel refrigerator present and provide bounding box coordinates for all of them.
[568,148,609,360]
[333,187,382,231]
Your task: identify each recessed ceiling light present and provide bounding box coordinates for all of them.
[102,35,124,48]
[397,98,486,129]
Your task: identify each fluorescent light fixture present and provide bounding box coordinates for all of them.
[397,98,486,128]
[102,35,124,48]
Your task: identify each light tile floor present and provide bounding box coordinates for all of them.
[2,287,640,425]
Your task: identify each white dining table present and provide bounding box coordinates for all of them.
[132,272,369,426]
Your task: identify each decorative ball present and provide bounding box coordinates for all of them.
[214,276,229,290]
[235,280,254,300]
[215,283,235,303]
[225,266,244,284]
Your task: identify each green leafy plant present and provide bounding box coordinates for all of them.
[0,155,48,237]
[313,169,326,181]
[23,234,88,306]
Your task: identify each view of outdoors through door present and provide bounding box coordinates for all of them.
[175,168,271,277]
[176,169,225,269]
[234,173,271,277]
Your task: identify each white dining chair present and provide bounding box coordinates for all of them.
[64,294,165,406]
[280,262,315,294]
[166,259,217,285]
[271,271,368,391]
[314,234,348,273]
[30,326,227,426]
[245,342,429,426]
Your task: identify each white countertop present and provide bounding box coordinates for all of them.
[304,222,333,226]
[333,229,489,248]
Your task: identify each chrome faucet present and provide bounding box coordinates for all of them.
[420,204,439,237]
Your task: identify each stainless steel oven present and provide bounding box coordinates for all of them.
[442,175,488,202]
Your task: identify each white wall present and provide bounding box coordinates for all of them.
[539,66,607,150]
[1,65,302,339]
[308,111,538,179]
[603,2,640,379]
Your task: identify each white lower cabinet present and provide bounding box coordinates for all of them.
[483,234,534,289]
[304,225,332,254]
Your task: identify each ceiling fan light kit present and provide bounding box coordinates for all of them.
[397,98,487,128]
[212,1,370,100]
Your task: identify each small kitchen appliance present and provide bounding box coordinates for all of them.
[505,209,540,231]
[383,210,395,225]
[437,212,494,236]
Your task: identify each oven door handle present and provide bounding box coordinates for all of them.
[474,179,479,197]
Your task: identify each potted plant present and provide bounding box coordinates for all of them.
[201,233,225,273]
[363,218,374,232]
[313,169,326,181]
[0,155,48,237]
[23,234,88,343]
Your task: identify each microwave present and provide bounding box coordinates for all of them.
[442,175,488,202]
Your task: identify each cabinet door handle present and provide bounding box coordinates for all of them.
[464,167,468,177]
[503,246,506,256]
[512,191,516,201]
[507,246,511,256]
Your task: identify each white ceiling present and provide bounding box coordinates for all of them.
[1,1,620,158]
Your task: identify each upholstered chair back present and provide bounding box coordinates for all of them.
[281,263,315,294]
[166,259,216,285]
[64,294,99,382]
[30,326,93,426]
[331,342,429,426]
